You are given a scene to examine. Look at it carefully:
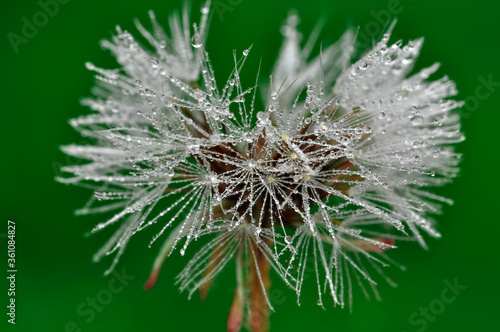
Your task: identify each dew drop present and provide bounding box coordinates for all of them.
[191,33,203,48]
[149,57,159,68]
[257,111,266,120]
[411,116,424,126]
[359,61,369,70]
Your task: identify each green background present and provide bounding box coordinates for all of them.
[1,0,499,331]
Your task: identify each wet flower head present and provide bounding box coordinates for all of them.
[58,2,464,331]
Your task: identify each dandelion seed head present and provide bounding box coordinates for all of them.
[58,2,463,324]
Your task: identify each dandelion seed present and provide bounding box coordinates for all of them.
[58,3,464,331]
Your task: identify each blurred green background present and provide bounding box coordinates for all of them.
[1,0,499,331]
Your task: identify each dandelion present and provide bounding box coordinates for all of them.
[58,2,464,331]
